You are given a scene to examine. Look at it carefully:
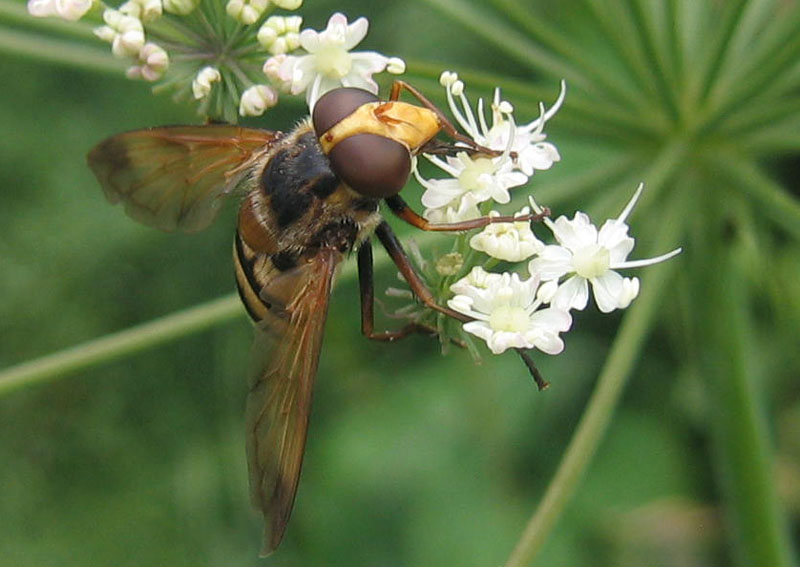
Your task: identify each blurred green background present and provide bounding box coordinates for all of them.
[1,0,799,566]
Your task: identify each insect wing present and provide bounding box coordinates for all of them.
[87,125,279,232]
[246,248,341,555]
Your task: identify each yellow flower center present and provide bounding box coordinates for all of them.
[572,244,610,278]
[458,156,495,191]
[314,47,352,78]
[489,305,529,332]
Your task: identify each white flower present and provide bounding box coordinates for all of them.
[239,84,279,116]
[125,42,168,81]
[478,85,565,176]
[120,0,161,22]
[257,15,302,54]
[94,9,145,58]
[263,54,292,90]
[527,184,682,313]
[162,0,197,15]
[266,13,398,108]
[470,207,544,262]
[437,71,565,176]
[386,57,406,74]
[417,151,528,212]
[226,0,268,25]
[27,0,92,21]
[448,267,572,355]
[416,73,553,219]
[271,0,302,9]
[192,66,221,99]
[422,190,481,224]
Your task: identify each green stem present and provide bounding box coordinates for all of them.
[707,154,800,241]
[504,153,688,567]
[0,236,410,397]
[0,26,122,74]
[416,0,589,95]
[0,0,98,41]
[628,0,680,120]
[487,0,646,112]
[691,0,748,103]
[0,295,244,396]
[688,190,797,567]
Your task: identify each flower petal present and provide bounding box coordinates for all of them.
[590,270,626,312]
[552,275,589,311]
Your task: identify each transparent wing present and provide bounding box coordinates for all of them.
[87,125,280,232]
[245,248,341,555]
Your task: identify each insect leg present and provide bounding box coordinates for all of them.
[376,220,549,388]
[358,237,440,341]
[373,221,469,322]
[385,195,550,232]
[388,80,499,156]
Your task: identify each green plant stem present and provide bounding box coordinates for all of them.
[0,26,122,74]
[0,294,243,396]
[504,161,688,567]
[0,0,97,41]
[689,193,796,567]
[417,0,590,96]
[0,238,401,397]
[708,154,800,241]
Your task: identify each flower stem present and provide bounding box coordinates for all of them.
[0,0,97,41]
[0,294,243,397]
[0,241,400,397]
[0,26,121,74]
[688,189,797,567]
[709,154,800,241]
[504,165,687,567]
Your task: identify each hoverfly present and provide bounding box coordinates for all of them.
[87,81,545,555]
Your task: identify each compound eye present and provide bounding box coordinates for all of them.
[328,133,411,198]
[312,88,380,137]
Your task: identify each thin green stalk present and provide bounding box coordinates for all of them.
[0,26,123,74]
[0,295,243,396]
[691,0,748,103]
[582,0,659,100]
[416,0,594,99]
[703,19,800,137]
[628,0,680,120]
[0,0,97,41]
[689,191,797,567]
[504,141,686,566]
[0,236,407,397]
[704,2,800,114]
[741,121,800,155]
[720,96,800,138]
[504,178,687,567]
[708,154,800,241]
[488,0,646,113]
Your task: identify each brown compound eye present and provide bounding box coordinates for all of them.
[328,134,411,198]
[312,87,379,137]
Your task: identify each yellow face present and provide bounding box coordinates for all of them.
[318,100,440,154]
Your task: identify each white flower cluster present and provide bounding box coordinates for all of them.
[418,73,682,357]
[262,12,405,109]
[417,72,564,223]
[27,2,404,119]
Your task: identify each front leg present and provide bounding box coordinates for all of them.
[385,195,549,232]
[374,220,550,390]
[358,236,439,342]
